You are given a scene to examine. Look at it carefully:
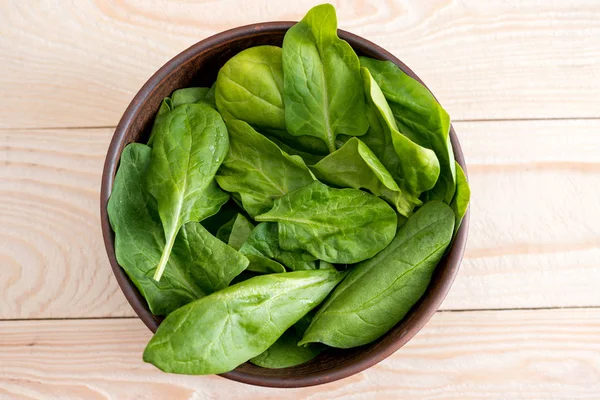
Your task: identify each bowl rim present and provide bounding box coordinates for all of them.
[100,21,469,388]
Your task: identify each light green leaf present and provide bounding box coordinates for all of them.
[172,87,213,108]
[282,4,368,152]
[227,214,255,251]
[450,162,470,235]
[216,46,286,131]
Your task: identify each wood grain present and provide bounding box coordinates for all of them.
[1,0,599,129]
[0,119,598,319]
[1,309,599,399]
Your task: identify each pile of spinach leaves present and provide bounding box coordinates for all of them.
[108,3,470,376]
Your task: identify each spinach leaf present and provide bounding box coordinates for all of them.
[200,200,240,235]
[215,119,314,218]
[240,222,318,272]
[300,201,454,348]
[360,57,456,203]
[107,143,247,315]
[360,67,440,205]
[171,223,249,295]
[255,181,397,264]
[282,4,368,152]
[147,97,173,147]
[205,82,216,106]
[143,269,345,375]
[250,309,323,369]
[216,46,286,131]
[450,162,470,235]
[215,216,235,243]
[265,128,330,157]
[250,329,322,369]
[172,87,212,108]
[227,213,255,251]
[311,137,417,217]
[264,134,326,165]
[147,103,229,281]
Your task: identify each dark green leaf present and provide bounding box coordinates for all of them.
[200,200,241,235]
[300,201,454,348]
[250,309,323,369]
[360,57,456,203]
[147,103,229,280]
[143,269,345,375]
[311,137,417,216]
[215,119,314,218]
[360,67,440,209]
[147,97,173,147]
[107,143,247,315]
[240,222,318,272]
[172,223,249,294]
[255,181,397,264]
[215,216,235,244]
[282,4,368,152]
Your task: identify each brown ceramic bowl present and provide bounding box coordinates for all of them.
[100,22,469,388]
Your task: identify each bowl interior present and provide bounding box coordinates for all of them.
[101,22,469,388]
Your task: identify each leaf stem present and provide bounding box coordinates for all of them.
[153,229,178,281]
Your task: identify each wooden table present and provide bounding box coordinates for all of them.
[1,1,599,398]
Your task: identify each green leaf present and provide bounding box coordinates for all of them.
[147,97,173,147]
[264,134,326,165]
[227,214,255,251]
[360,67,440,206]
[300,201,455,348]
[107,143,247,315]
[216,46,286,131]
[215,119,314,218]
[143,269,345,375]
[240,222,318,272]
[450,162,470,235]
[147,103,230,281]
[172,223,249,294]
[171,87,212,108]
[205,82,216,106]
[360,57,456,203]
[250,310,323,369]
[200,200,241,235]
[215,216,235,243]
[255,181,397,264]
[282,4,368,152]
[311,137,417,217]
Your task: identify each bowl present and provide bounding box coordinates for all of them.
[100,21,469,388]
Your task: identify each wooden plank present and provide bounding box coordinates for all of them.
[1,0,599,129]
[1,309,599,399]
[1,119,599,319]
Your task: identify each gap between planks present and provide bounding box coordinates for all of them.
[2,116,600,132]
[3,305,600,323]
